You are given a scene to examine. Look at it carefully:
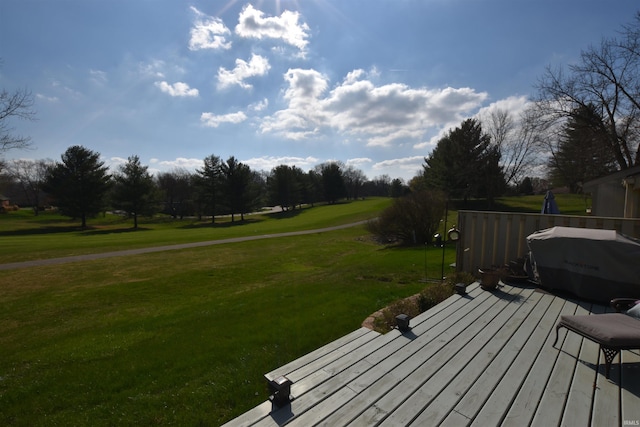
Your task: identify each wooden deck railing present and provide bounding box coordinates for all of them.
[455,210,640,274]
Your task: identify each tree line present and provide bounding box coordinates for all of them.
[1,146,408,227]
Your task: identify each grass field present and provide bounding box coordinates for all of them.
[0,194,586,425]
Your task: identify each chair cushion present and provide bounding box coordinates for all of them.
[560,313,640,347]
[627,302,640,319]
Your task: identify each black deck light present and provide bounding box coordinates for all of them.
[396,314,411,332]
[268,375,293,407]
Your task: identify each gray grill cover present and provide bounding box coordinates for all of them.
[527,226,640,303]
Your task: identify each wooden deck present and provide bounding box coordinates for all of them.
[223,282,640,426]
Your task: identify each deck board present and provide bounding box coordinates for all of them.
[407,288,544,426]
[222,282,640,427]
[470,298,571,426]
[378,286,533,426]
[621,349,640,425]
[560,303,604,426]
[440,293,565,426]
[288,285,495,426]
[265,327,377,382]
[530,303,588,426]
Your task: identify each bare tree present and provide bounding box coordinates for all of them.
[480,106,551,188]
[535,13,640,170]
[157,168,193,219]
[6,159,52,214]
[1,85,35,154]
[342,165,367,200]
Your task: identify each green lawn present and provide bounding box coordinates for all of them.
[0,199,390,264]
[0,195,586,425]
[0,198,457,425]
[453,193,591,216]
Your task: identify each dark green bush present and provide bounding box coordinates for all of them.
[366,190,445,245]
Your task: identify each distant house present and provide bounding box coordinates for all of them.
[584,165,640,218]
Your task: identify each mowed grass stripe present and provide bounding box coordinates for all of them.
[1,221,454,425]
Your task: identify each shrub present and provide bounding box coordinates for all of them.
[366,190,445,245]
[373,271,476,333]
[374,296,423,333]
[418,283,455,312]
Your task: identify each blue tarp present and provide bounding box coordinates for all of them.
[541,190,560,214]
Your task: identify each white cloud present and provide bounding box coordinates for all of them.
[260,68,329,140]
[243,155,319,172]
[107,157,128,171]
[346,157,373,167]
[374,156,425,170]
[260,68,488,147]
[475,95,530,122]
[217,54,271,90]
[138,60,167,79]
[89,69,107,85]
[235,4,310,52]
[152,157,205,170]
[200,111,248,128]
[249,98,269,111]
[413,127,453,150]
[36,93,59,102]
[372,156,425,179]
[344,69,366,84]
[155,81,199,97]
[189,6,232,51]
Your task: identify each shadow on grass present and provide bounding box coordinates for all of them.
[179,217,263,229]
[81,227,152,236]
[0,225,86,236]
[266,209,304,220]
[0,224,152,237]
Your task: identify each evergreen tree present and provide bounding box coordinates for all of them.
[268,164,303,211]
[548,104,617,192]
[111,155,158,229]
[423,118,504,203]
[44,145,111,228]
[221,156,256,222]
[318,162,346,204]
[518,177,534,195]
[195,155,223,223]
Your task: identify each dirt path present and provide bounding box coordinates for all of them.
[0,221,368,271]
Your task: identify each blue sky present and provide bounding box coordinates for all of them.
[1,0,638,181]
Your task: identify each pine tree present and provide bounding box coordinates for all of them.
[548,104,617,192]
[111,155,158,229]
[44,145,111,228]
[423,119,504,203]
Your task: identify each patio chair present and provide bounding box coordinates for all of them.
[553,299,640,378]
